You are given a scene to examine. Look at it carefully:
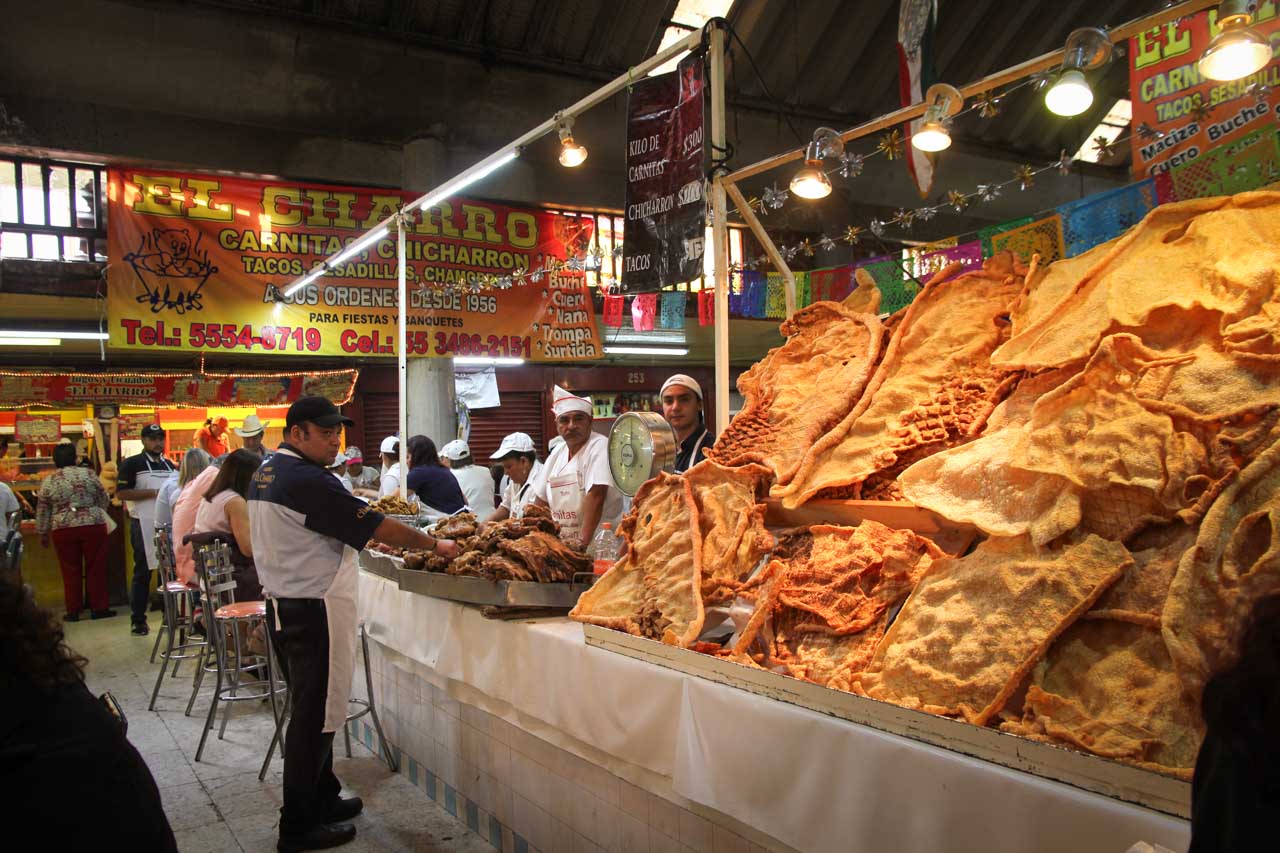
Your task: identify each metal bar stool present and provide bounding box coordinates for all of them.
[191,541,287,773]
[343,621,398,771]
[148,524,207,710]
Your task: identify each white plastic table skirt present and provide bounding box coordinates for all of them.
[358,569,1191,853]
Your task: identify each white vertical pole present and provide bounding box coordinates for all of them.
[709,23,731,436]
[397,214,409,501]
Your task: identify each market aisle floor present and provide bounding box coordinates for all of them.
[65,614,492,853]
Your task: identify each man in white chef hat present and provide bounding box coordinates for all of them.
[530,385,622,549]
[660,373,714,473]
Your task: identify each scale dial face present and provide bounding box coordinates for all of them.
[608,412,675,496]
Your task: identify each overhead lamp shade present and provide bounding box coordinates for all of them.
[559,137,588,167]
[912,119,952,152]
[1198,19,1272,81]
[1045,69,1094,117]
[790,160,832,199]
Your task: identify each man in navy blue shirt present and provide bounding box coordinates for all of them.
[249,396,457,852]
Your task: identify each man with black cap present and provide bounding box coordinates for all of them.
[660,374,715,473]
[248,396,459,852]
[115,423,177,635]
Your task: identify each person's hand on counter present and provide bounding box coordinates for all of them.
[373,516,456,557]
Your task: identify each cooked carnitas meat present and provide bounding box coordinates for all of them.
[393,505,580,583]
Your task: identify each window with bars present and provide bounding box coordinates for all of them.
[0,156,108,262]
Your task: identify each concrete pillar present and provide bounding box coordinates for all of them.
[402,135,456,449]
[407,359,457,448]
[402,134,448,191]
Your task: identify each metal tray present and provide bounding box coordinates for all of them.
[583,624,1191,819]
[397,567,592,608]
[360,550,403,581]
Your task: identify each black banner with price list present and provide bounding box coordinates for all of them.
[620,53,706,293]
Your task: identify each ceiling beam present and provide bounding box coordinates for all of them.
[458,0,491,44]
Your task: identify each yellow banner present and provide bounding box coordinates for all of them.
[106,169,603,360]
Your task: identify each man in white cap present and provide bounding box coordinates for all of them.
[439,439,496,522]
[530,386,621,548]
[234,414,271,459]
[661,374,714,473]
[488,433,543,522]
[374,436,403,499]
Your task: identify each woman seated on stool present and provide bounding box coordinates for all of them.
[189,449,263,654]
[406,435,467,519]
[190,449,260,602]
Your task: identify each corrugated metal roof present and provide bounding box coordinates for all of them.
[207,0,1152,168]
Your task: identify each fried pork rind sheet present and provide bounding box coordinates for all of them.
[900,334,1280,546]
[1001,619,1203,779]
[568,473,704,646]
[1162,426,1280,702]
[775,254,1023,509]
[706,302,883,485]
[569,462,773,647]
[683,460,775,605]
[992,192,1280,372]
[844,268,882,314]
[1085,521,1196,629]
[730,522,942,687]
[852,534,1130,725]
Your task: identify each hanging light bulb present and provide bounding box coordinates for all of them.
[557,117,588,168]
[790,138,832,200]
[1045,27,1112,117]
[1045,69,1094,116]
[1199,0,1272,81]
[912,83,963,152]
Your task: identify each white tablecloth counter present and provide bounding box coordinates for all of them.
[358,567,1191,853]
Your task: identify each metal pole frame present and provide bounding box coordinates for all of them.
[712,0,1215,342]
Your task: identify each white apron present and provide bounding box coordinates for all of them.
[135,467,178,572]
[547,455,589,545]
[321,547,360,733]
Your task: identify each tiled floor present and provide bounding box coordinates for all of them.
[66,613,492,853]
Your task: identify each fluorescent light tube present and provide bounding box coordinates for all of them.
[0,330,108,340]
[453,357,525,366]
[603,346,689,356]
[0,337,60,346]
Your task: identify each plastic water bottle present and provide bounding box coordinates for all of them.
[588,523,621,576]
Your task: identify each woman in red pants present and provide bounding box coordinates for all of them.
[35,443,114,621]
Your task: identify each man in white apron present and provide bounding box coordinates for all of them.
[487,432,544,521]
[248,397,458,852]
[661,374,715,473]
[531,386,622,548]
[115,423,177,636]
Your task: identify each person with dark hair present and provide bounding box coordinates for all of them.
[406,435,467,517]
[192,448,260,602]
[116,424,177,635]
[439,440,496,521]
[247,397,458,851]
[0,575,177,849]
[36,442,114,621]
[1189,593,1280,852]
[488,433,543,522]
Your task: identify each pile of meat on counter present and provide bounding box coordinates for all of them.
[572,190,1280,781]
[371,503,592,583]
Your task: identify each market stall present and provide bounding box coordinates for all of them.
[354,561,1190,853]
[280,0,1280,849]
[0,365,358,607]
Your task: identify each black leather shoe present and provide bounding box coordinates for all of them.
[276,823,356,852]
[131,621,149,636]
[91,609,117,620]
[325,797,364,822]
[64,611,81,622]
